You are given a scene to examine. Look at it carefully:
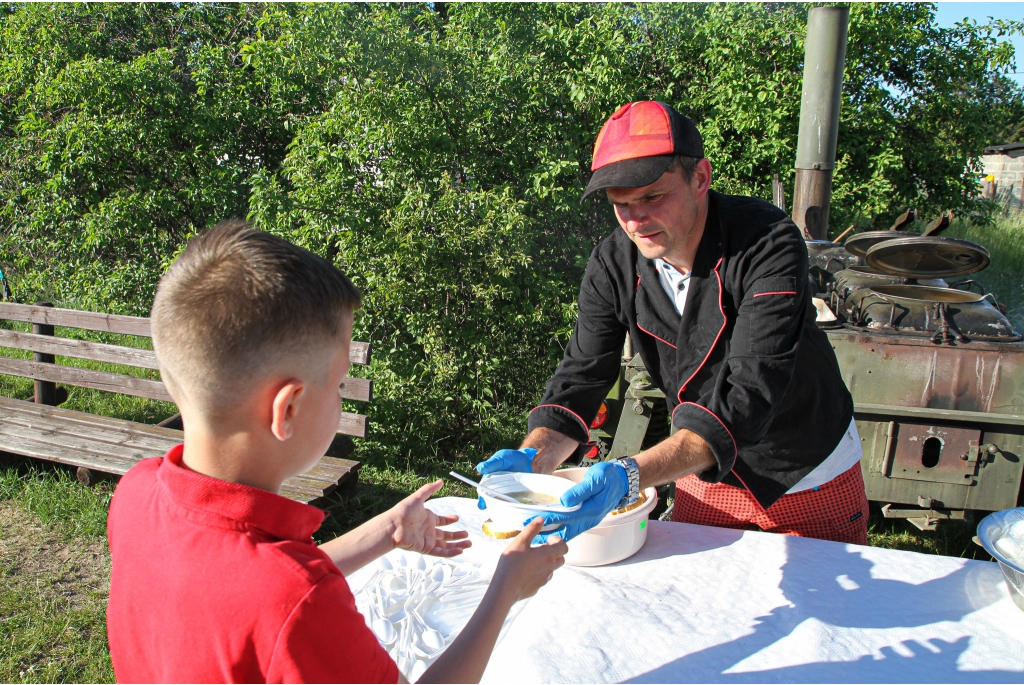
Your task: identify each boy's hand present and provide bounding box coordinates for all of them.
[491,518,568,603]
[389,479,471,557]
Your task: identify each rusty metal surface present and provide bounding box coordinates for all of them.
[833,330,1024,511]
[888,424,980,484]
[859,427,1023,511]
[829,330,1024,416]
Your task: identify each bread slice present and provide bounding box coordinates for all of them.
[481,519,520,539]
[610,490,648,516]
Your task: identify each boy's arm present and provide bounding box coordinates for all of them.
[417,518,566,684]
[319,480,470,576]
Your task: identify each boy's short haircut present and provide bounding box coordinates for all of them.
[151,219,361,412]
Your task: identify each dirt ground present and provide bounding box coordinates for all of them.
[0,502,114,682]
[0,503,111,609]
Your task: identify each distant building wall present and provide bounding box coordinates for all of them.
[982,145,1024,202]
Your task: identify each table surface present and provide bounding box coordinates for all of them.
[401,497,1024,684]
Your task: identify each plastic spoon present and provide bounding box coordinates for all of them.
[372,616,398,645]
[410,555,428,588]
[423,563,451,594]
[448,471,521,504]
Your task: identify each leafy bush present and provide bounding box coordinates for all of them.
[2,3,1022,463]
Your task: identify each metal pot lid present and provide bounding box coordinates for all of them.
[865,236,990,279]
[843,230,917,257]
[868,284,986,303]
[846,265,892,277]
[839,265,948,286]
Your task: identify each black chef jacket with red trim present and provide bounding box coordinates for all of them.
[528,190,854,509]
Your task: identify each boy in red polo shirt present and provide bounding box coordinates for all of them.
[106,220,567,684]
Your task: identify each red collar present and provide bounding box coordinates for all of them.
[156,444,326,542]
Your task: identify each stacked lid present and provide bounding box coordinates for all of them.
[844,234,990,281]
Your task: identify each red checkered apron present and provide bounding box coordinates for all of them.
[673,464,869,544]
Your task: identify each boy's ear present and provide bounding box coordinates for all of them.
[270,381,305,441]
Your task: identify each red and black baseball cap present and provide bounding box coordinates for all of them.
[582,101,704,200]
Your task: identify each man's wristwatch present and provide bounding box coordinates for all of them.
[616,457,640,507]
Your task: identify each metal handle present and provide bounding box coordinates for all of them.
[950,279,986,295]
[856,295,897,328]
[981,292,1001,308]
[825,256,847,273]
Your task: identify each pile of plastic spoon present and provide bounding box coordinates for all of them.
[355,553,491,680]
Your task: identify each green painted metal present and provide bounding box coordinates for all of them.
[608,354,663,460]
[855,403,1024,426]
[831,330,1024,513]
[795,6,850,171]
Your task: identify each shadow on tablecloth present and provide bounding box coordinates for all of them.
[624,534,1017,684]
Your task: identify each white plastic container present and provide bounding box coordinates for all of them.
[478,472,580,532]
[554,467,658,567]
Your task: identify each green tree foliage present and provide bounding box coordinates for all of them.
[2,3,1022,462]
[0,3,333,311]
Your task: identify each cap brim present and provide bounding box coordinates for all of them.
[581,155,675,202]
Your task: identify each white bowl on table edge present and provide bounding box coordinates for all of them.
[976,507,1024,612]
[478,472,581,532]
[554,467,658,567]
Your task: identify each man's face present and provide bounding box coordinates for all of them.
[606,158,712,266]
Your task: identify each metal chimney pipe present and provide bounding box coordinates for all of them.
[791,6,849,240]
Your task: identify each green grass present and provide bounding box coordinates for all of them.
[0,462,114,539]
[943,213,1024,334]
[867,506,991,560]
[0,568,114,684]
[0,459,116,683]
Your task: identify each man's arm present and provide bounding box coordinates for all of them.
[520,426,579,474]
[479,246,628,477]
[525,248,629,443]
[524,420,714,488]
[633,428,716,489]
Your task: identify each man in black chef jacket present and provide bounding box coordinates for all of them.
[477,101,868,544]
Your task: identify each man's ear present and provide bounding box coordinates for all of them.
[270,380,305,442]
[695,157,713,198]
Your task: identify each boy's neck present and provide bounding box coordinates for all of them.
[181,426,289,493]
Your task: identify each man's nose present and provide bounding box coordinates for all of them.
[618,206,648,230]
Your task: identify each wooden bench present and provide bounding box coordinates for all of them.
[0,301,371,503]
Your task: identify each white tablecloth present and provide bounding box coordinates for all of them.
[410,497,1024,683]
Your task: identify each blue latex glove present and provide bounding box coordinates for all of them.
[531,460,629,543]
[476,447,537,475]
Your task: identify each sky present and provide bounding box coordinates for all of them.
[933,2,1024,86]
